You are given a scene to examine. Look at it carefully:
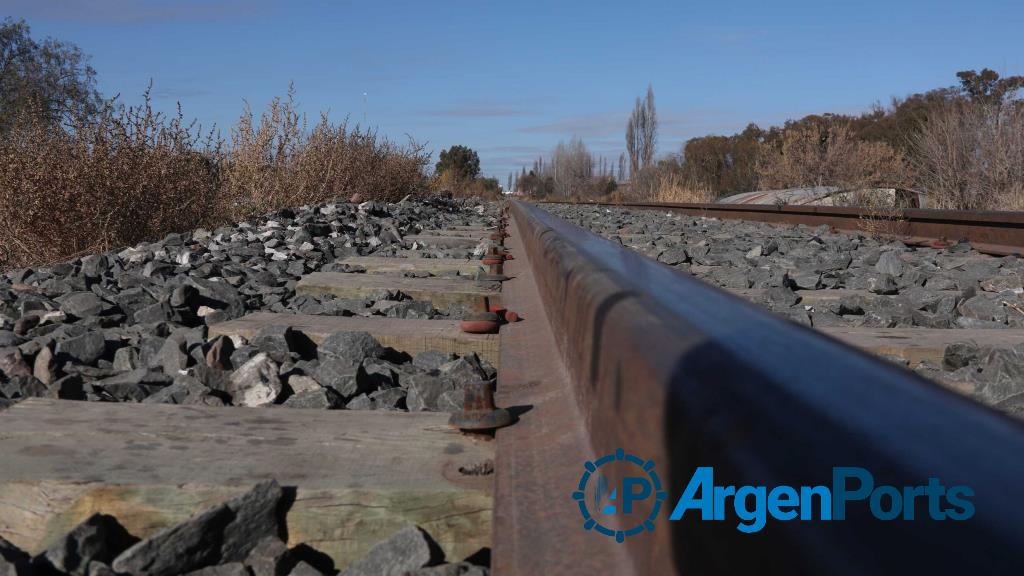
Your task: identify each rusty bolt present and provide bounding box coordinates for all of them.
[481,255,504,266]
[477,250,508,281]
[478,247,507,280]
[449,380,513,432]
[481,247,505,266]
[485,305,519,324]
[460,311,500,333]
[488,260,504,277]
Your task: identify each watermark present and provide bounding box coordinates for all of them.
[572,448,668,543]
[574,450,975,542]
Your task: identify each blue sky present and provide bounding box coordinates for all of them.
[10,0,1024,184]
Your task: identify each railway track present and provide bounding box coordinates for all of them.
[495,200,1024,574]
[2,198,1023,575]
[551,200,1024,256]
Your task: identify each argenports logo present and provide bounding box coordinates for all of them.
[574,450,976,541]
[572,448,668,542]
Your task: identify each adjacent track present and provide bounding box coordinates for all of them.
[545,201,1024,256]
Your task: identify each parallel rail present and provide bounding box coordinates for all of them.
[495,200,1024,574]
[546,201,1024,256]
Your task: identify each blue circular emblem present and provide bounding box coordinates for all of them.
[572,448,668,543]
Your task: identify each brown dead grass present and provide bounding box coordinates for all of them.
[429,169,502,200]
[222,87,428,219]
[649,172,714,203]
[756,122,908,191]
[0,86,429,269]
[0,93,222,267]
[912,101,1024,210]
[604,169,714,204]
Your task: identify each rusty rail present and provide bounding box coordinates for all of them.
[495,200,1024,575]
[548,201,1024,255]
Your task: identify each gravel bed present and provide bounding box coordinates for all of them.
[544,203,1024,416]
[0,197,498,411]
[0,480,488,575]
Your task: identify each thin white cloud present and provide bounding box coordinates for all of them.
[425,101,534,118]
[7,0,267,24]
[518,109,744,140]
[481,145,546,153]
[152,87,213,99]
[518,111,627,137]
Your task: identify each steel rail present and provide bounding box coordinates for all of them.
[497,199,1024,575]
[544,200,1024,256]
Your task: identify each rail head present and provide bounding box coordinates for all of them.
[510,200,1024,575]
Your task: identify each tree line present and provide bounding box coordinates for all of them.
[516,71,1024,210]
[672,69,1023,203]
[513,86,655,199]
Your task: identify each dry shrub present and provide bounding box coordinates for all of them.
[912,101,1024,210]
[599,188,627,205]
[757,122,907,191]
[0,86,430,269]
[650,171,713,203]
[845,190,909,239]
[752,120,915,238]
[455,178,502,200]
[430,168,463,196]
[0,90,221,268]
[429,169,502,200]
[623,164,713,203]
[222,87,428,219]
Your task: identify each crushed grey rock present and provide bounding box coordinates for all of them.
[226,353,283,407]
[251,325,314,362]
[318,331,385,369]
[57,292,106,319]
[288,561,325,576]
[1,198,499,412]
[205,335,235,370]
[282,387,343,409]
[286,374,322,395]
[340,526,444,576]
[111,502,232,576]
[866,274,899,295]
[314,359,360,399]
[412,351,457,372]
[243,536,289,576]
[184,563,251,576]
[405,374,457,412]
[56,330,106,365]
[874,251,905,276]
[406,562,490,576]
[34,513,137,576]
[1,535,30,576]
[111,481,283,576]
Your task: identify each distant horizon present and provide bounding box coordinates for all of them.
[10,0,1024,185]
